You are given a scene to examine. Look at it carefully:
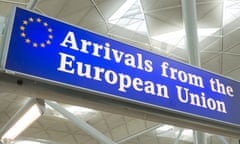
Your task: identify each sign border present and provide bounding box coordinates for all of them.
[2,7,240,132]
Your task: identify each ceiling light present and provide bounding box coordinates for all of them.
[14,140,41,144]
[182,129,193,137]
[109,0,137,24]
[108,0,147,34]
[223,0,240,25]
[0,98,45,142]
[65,105,95,113]
[152,28,219,49]
[156,125,174,132]
[152,30,185,48]
[13,137,60,144]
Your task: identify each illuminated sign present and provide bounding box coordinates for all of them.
[2,7,240,126]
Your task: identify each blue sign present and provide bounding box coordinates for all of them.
[3,7,240,126]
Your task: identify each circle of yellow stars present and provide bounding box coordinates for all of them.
[20,17,53,48]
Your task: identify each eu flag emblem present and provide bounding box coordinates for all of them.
[19,17,53,48]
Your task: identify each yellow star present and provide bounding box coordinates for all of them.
[48,28,53,33]
[43,22,48,27]
[23,20,28,25]
[37,18,41,23]
[29,17,34,22]
[33,42,38,47]
[25,38,30,43]
[48,35,53,39]
[20,32,26,37]
[40,43,45,48]
[20,26,25,31]
[46,40,51,45]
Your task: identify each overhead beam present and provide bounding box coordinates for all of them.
[194,131,207,144]
[117,124,161,144]
[46,100,117,144]
[216,136,228,144]
[181,0,206,144]
[174,129,183,144]
[181,0,200,66]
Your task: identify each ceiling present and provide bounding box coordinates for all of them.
[0,0,240,144]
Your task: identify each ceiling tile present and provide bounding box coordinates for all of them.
[222,53,240,74]
[105,114,125,129]
[197,1,223,28]
[225,68,240,81]
[111,124,129,141]
[223,29,240,50]
[141,0,180,12]
[126,119,146,135]
[202,55,221,74]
